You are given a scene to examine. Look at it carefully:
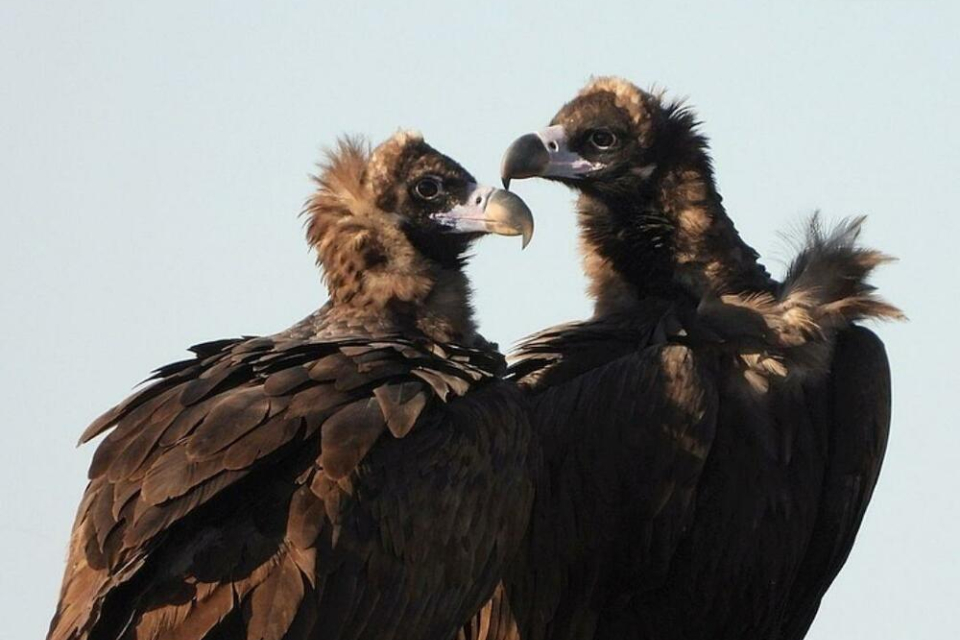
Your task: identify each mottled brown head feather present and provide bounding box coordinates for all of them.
[302,133,478,343]
[365,130,424,201]
[577,76,664,147]
[305,134,427,305]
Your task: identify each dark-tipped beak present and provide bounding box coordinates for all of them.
[501,133,550,189]
[501,125,603,188]
[431,185,535,248]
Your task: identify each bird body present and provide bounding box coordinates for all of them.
[48,133,537,640]
[481,77,901,640]
[507,312,890,640]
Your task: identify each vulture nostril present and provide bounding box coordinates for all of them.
[475,196,482,205]
[548,141,559,151]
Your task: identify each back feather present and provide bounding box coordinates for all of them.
[697,215,903,386]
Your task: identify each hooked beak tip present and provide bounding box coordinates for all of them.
[486,189,535,249]
[500,133,550,185]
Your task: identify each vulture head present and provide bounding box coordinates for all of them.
[501,76,666,192]
[501,76,770,304]
[306,131,534,342]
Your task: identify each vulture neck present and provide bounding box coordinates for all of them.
[327,264,479,346]
[578,127,773,317]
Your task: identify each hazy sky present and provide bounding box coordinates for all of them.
[3,2,958,638]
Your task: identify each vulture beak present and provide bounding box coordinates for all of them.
[432,184,535,248]
[501,125,604,188]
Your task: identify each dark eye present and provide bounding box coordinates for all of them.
[589,129,618,150]
[413,177,442,200]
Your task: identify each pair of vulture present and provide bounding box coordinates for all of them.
[48,77,901,640]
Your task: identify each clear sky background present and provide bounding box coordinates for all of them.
[2,2,957,638]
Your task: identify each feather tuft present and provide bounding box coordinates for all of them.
[698,214,903,382]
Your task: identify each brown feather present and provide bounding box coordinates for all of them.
[263,366,313,396]
[141,447,227,506]
[287,483,326,550]
[186,389,272,460]
[244,554,305,640]
[320,398,387,480]
[222,416,302,470]
[166,583,235,640]
[373,382,429,438]
[158,402,209,447]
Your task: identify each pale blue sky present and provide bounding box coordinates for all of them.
[2,2,957,638]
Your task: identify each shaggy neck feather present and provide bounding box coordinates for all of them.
[325,262,479,346]
[578,113,773,317]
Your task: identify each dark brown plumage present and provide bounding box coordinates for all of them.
[472,77,903,640]
[48,132,536,640]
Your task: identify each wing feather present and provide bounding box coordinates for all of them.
[244,554,306,640]
[49,329,522,640]
[467,315,717,640]
[778,325,892,640]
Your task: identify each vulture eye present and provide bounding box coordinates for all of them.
[413,177,443,201]
[589,129,618,150]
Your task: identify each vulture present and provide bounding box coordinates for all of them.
[47,131,537,640]
[468,77,903,640]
